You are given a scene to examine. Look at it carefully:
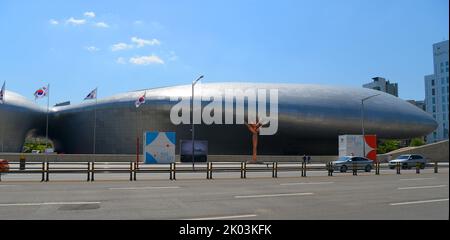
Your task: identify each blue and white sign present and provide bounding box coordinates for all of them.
[144,132,176,164]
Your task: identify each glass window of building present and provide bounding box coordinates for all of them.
[433,105,436,112]
[432,88,435,96]
[432,79,435,86]
[442,78,445,84]
[433,132,437,139]
[432,97,435,104]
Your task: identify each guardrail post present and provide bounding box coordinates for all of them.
[272,162,275,178]
[375,161,380,175]
[352,162,357,176]
[240,162,244,179]
[87,162,91,182]
[434,162,438,173]
[301,162,304,177]
[272,162,278,178]
[173,162,176,180]
[303,162,307,177]
[169,163,173,180]
[327,162,333,176]
[129,161,133,181]
[45,162,49,182]
[41,161,45,182]
[91,162,95,181]
[396,162,401,174]
[243,162,247,179]
[416,162,420,174]
[275,162,278,178]
[134,162,137,181]
[208,162,213,179]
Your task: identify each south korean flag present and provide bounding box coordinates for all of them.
[135,92,146,108]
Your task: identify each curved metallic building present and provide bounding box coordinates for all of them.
[0,90,45,152]
[48,83,437,155]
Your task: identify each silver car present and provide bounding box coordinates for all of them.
[388,154,426,169]
[331,156,374,173]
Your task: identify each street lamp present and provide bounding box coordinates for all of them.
[192,75,204,171]
[361,93,381,157]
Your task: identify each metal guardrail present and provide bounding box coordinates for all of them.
[0,161,446,182]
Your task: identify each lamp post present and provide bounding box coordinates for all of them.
[361,93,380,157]
[192,75,204,171]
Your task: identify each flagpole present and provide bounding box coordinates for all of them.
[136,95,139,169]
[45,84,50,163]
[93,88,97,164]
[0,81,5,153]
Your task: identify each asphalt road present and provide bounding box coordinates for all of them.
[0,168,448,219]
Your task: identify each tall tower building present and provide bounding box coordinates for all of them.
[363,77,399,97]
[425,40,449,143]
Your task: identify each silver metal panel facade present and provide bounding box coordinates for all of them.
[0,91,45,152]
[49,83,437,155]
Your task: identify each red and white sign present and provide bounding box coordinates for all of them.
[338,135,377,161]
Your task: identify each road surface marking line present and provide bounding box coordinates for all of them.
[235,192,314,199]
[389,198,449,206]
[280,182,334,186]
[109,186,180,190]
[399,178,435,181]
[0,185,18,187]
[398,185,447,190]
[184,214,258,220]
[0,202,101,207]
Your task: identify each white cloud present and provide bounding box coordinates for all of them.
[111,43,133,51]
[129,55,164,65]
[66,17,86,26]
[168,51,178,61]
[131,37,161,47]
[85,46,100,52]
[116,57,126,64]
[49,19,59,25]
[134,20,143,25]
[94,22,109,28]
[84,12,96,18]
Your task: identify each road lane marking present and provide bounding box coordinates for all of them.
[184,214,258,220]
[389,199,449,206]
[280,182,334,186]
[109,186,180,190]
[399,178,435,181]
[235,192,314,199]
[0,202,101,207]
[0,185,18,187]
[398,185,447,190]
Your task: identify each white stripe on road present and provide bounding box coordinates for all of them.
[0,202,101,207]
[184,214,258,220]
[0,185,18,187]
[109,186,180,190]
[235,192,314,199]
[390,199,449,206]
[399,178,435,181]
[398,185,447,190]
[280,182,334,186]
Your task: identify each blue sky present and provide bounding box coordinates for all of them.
[0,0,448,106]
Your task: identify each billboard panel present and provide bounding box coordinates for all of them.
[180,140,208,162]
[144,132,176,164]
[338,135,377,160]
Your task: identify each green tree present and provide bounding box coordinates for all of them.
[409,138,425,147]
[378,140,401,154]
